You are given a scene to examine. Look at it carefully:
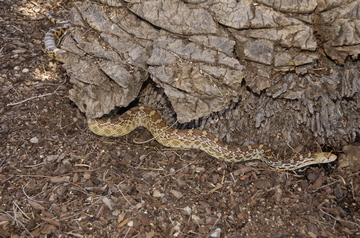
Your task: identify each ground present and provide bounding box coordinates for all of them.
[0,0,359,237]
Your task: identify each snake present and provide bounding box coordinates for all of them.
[44,13,337,171]
[43,12,70,62]
[87,106,337,171]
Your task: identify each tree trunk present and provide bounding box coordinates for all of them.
[59,0,360,154]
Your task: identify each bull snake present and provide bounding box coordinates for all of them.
[87,106,337,170]
[44,13,337,171]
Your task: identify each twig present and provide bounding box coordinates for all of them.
[320,208,360,229]
[115,182,133,207]
[11,25,23,33]
[123,227,131,238]
[163,160,196,178]
[0,210,33,238]
[312,179,342,193]
[7,92,57,106]
[284,140,301,156]
[13,201,31,220]
[22,181,47,204]
[211,213,222,229]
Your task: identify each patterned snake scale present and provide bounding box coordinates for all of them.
[44,13,337,171]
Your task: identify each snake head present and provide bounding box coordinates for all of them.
[313,152,337,164]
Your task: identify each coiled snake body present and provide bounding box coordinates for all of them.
[44,13,337,170]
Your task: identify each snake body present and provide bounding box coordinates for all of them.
[44,14,337,171]
[43,12,70,61]
[88,106,337,171]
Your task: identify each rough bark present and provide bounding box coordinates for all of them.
[59,0,359,152]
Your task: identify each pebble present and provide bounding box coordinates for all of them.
[182,206,192,214]
[83,172,91,180]
[127,220,134,227]
[227,214,235,222]
[22,68,29,73]
[152,190,163,198]
[46,155,58,162]
[307,173,318,182]
[1,125,10,134]
[2,86,11,94]
[210,228,221,237]
[30,137,39,143]
[13,66,20,71]
[102,197,113,210]
[191,214,201,223]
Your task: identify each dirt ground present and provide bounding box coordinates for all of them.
[0,0,359,237]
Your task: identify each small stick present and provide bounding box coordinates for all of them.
[7,92,57,106]
[320,208,360,229]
